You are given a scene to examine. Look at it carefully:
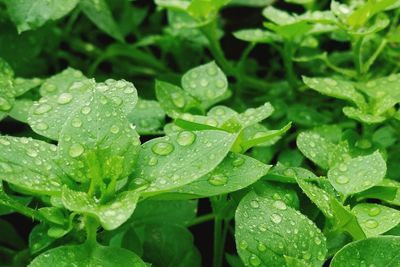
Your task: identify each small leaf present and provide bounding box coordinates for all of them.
[327,151,386,196]
[181,61,229,107]
[5,0,79,33]
[13,77,42,97]
[235,191,327,266]
[237,102,274,128]
[29,243,147,267]
[57,89,140,183]
[141,224,201,267]
[79,0,124,42]
[0,136,62,195]
[330,236,400,267]
[39,68,87,96]
[262,6,296,25]
[233,29,281,43]
[302,76,366,110]
[61,187,140,230]
[172,153,271,197]
[342,106,386,124]
[128,99,165,135]
[296,131,335,170]
[352,203,400,237]
[130,130,236,194]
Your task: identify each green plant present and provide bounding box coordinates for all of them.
[1,0,400,267]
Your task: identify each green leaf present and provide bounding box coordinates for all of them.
[342,106,386,124]
[128,99,165,135]
[327,151,386,196]
[130,130,236,194]
[13,77,42,97]
[155,80,200,118]
[330,236,400,267]
[233,29,281,43]
[0,58,14,114]
[235,191,327,267]
[141,224,201,267]
[8,98,33,123]
[237,102,274,128]
[352,203,400,237]
[29,224,56,254]
[0,136,62,195]
[171,153,271,197]
[4,0,79,33]
[380,179,400,206]
[262,6,296,25]
[302,76,366,110]
[296,179,365,240]
[61,187,140,230]
[181,61,229,107]
[39,68,87,96]
[29,243,147,267]
[29,78,138,140]
[187,0,230,22]
[57,89,140,183]
[296,131,336,170]
[131,199,197,226]
[79,0,124,42]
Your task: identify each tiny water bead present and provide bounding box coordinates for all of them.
[335,175,349,184]
[270,213,282,224]
[176,131,196,146]
[208,173,228,186]
[257,242,267,252]
[110,125,120,134]
[81,106,91,115]
[249,254,261,266]
[151,142,174,156]
[368,207,381,216]
[273,200,287,210]
[171,92,185,108]
[364,219,379,229]
[68,144,85,158]
[57,93,73,104]
[232,157,245,167]
[239,240,248,250]
[250,200,260,208]
[34,104,52,114]
[0,97,11,111]
[36,122,49,131]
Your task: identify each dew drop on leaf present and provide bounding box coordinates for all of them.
[34,104,52,114]
[368,207,381,216]
[151,142,174,156]
[148,156,158,166]
[335,175,349,184]
[81,106,91,115]
[249,254,262,266]
[273,200,287,210]
[208,173,228,186]
[364,219,379,229]
[68,144,85,158]
[0,97,11,111]
[270,213,282,224]
[250,200,260,209]
[171,92,185,108]
[257,242,267,252]
[36,122,49,131]
[176,131,196,146]
[71,118,82,128]
[26,149,38,158]
[57,93,73,104]
[239,240,248,250]
[110,125,120,134]
[232,157,245,167]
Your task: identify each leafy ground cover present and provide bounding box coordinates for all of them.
[1,0,400,266]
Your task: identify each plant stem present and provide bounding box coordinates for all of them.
[282,41,297,90]
[352,37,364,79]
[85,216,98,247]
[213,217,223,267]
[186,213,215,227]
[363,38,387,75]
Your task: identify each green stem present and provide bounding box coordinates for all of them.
[363,38,387,75]
[85,216,98,247]
[213,217,223,267]
[186,213,215,227]
[282,41,297,90]
[352,37,364,79]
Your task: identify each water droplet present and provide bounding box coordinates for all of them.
[112,96,123,106]
[364,219,379,228]
[283,168,296,177]
[257,242,267,252]
[249,254,261,266]
[176,131,196,146]
[0,97,11,111]
[171,92,185,108]
[27,149,38,158]
[0,139,11,146]
[151,142,174,156]
[0,162,12,172]
[270,213,282,224]
[314,237,321,245]
[110,125,120,134]
[36,122,49,131]
[368,206,381,216]
[258,223,267,232]
[335,175,349,184]
[250,200,260,208]
[34,104,52,115]
[81,106,91,115]
[71,118,82,128]
[303,251,312,260]
[273,200,287,210]
[57,93,73,104]
[215,79,226,88]
[208,173,227,186]
[232,157,245,167]
[200,79,208,87]
[69,144,84,158]
[239,240,248,250]
[339,164,347,172]
[148,156,158,166]
[124,86,135,94]
[207,66,218,76]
